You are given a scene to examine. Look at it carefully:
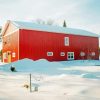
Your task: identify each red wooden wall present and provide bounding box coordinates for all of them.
[19,29,99,61]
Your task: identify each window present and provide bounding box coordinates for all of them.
[47,52,53,56]
[12,52,16,57]
[91,52,95,56]
[60,52,65,56]
[3,53,7,59]
[80,52,85,57]
[67,52,74,60]
[64,37,69,46]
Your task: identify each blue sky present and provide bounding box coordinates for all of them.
[0,0,100,33]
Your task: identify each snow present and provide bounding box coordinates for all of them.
[12,21,99,37]
[0,59,100,100]
[0,58,64,74]
[0,59,100,79]
[0,73,100,100]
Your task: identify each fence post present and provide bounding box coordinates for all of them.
[30,73,32,92]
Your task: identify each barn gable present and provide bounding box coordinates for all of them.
[2,20,19,36]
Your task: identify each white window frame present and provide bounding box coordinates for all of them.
[80,52,85,57]
[47,52,53,56]
[12,52,16,58]
[64,37,69,46]
[60,52,65,56]
[67,52,74,60]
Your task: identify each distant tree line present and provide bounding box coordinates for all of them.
[34,19,67,28]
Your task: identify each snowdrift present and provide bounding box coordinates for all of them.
[0,58,100,79]
[0,58,64,74]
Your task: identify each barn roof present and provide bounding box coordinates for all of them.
[11,21,99,37]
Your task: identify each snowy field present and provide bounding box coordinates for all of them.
[0,59,100,100]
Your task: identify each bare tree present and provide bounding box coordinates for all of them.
[35,19,55,26]
[46,19,54,25]
[35,19,45,24]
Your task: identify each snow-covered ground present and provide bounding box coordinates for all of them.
[0,59,100,100]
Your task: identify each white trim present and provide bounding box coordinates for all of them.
[47,52,53,56]
[67,52,74,60]
[18,29,19,60]
[2,29,19,37]
[12,21,20,28]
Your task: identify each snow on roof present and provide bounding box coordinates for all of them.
[12,21,99,37]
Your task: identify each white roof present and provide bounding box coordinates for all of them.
[12,21,99,37]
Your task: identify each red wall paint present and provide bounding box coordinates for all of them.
[2,31,19,62]
[19,29,99,61]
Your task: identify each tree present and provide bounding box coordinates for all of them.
[35,19,54,26]
[0,27,1,32]
[35,19,45,24]
[63,20,67,27]
[0,50,2,61]
[46,19,54,25]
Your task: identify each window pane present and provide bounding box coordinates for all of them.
[64,37,69,46]
[47,52,53,56]
[71,53,73,56]
[68,53,70,56]
[68,56,70,58]
[71,56,73,58]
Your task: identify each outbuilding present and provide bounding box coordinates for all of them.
[1,20,99,62]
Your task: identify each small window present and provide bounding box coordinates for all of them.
[64,37,69,46]
[47,52,53,56]
[67,52,74,60]
[60,52,65,56]
[91,52,95,56]
[80,52,85,57]
[12,52,16,57]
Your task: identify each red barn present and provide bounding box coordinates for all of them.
[1,20,99,63]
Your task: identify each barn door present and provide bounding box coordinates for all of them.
[67,52,74,60]
[7,51,11,63]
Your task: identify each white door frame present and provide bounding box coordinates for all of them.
[3,52,7,62]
